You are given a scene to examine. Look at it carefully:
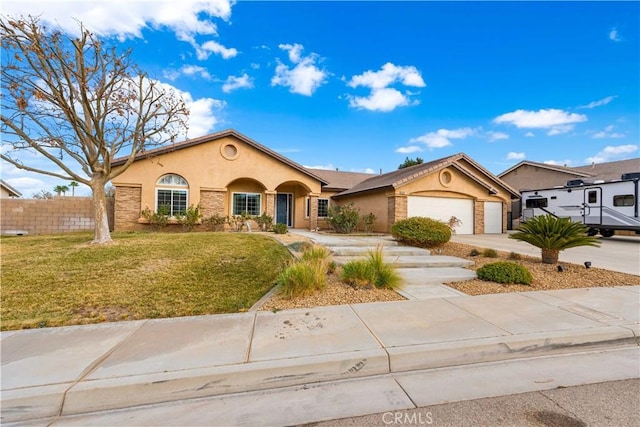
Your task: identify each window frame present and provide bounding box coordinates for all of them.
[305,197,330,218]
[232,192,262,216]
[155,174,189,217]
[613,194,635,207]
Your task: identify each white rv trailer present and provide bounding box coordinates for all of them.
[520,173,640,237]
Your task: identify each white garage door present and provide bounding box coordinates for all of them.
[407,197,474,234]
[484,201,503,234]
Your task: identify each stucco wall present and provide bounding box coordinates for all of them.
[500,165,579,191]
[1,197,114,235]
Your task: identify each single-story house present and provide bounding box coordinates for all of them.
[0,179,22,198]
[111,129,519,234]
[498,158,640,192]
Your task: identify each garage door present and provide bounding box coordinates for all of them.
[407,197,474,234]
[484,201,503,234]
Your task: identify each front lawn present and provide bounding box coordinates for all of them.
[1,232,292,330]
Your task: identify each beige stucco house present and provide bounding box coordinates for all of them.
[0,179,22,198]
[111,129,519,234]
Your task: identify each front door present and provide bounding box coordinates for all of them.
[276,193,293,226]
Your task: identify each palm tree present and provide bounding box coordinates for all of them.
[509,215,600,264]
[53,185,69,196]
[69,181,79,196]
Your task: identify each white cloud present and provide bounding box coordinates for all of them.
[486,131,509,142]
[395,146,423,154]
[347,62,425,112]
[586,145,638,164]
[194,40,238,60]
[544,159,574,167]
[506,152,525,160]
[222,73,254,93]
[409,128,476,150]
[350,168,376,174]
[2,1,235,57]
[271,44,327,96]
[493,108,587,135]
[591,124,625,139]
[525,132,535,137]
[164,65,212,81]
[609,28,621,42]
[578,96,616,109]
[304,163,336,170]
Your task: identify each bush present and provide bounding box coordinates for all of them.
[256,212,274,231]
[301,245,331,263]
[477,261,533,285]
[361,212,377,233]
[482,248,498,258]
[508,252,521,260]
[202,213,227,231]
[277,260,326,299]
[341,245,401,290]
[328,203,360,234]
[469,248,480,257]
[390,217,451,247]
[141,205,170,231]
[175,204,202,232]
[273,223,288,234]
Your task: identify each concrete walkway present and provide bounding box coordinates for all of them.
[1,232,639,426]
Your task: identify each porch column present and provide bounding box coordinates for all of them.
[474,200,485,234]
[387,194,407,232]
[308,194,319,231]
[265,191,276,221]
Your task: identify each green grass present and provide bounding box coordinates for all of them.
[1,232,292,330]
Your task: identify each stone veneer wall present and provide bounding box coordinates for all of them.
[387,195,407,231]
[1,197,114,235]
[474,200,485,234]
[199,190,226,217]
[114,186,142,231]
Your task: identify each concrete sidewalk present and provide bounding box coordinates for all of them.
[2,286,639,424]
[2,232,639,425]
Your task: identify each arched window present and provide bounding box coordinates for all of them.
[156,174,188,216]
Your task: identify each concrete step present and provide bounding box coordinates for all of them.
[320,239,399,248]
[332,255,473,269]
[330,246,431,257]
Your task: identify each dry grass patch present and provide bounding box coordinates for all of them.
[1,232,292,330]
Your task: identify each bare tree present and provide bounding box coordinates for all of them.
[1,17,189,243]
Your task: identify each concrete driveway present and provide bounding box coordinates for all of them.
[451,233,640,276]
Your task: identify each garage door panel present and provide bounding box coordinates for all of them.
[407,197,474,234]
[484,201,503,234]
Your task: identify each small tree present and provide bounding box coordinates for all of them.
[509,215,600,264]
[328,203,360,234]
[1,17,188,244]
[69,181,79,196]
[32,189,53,199]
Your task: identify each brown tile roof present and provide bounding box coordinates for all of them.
[110,129,328,185]
[573,158,640,181]
[334,153,519,198]
[306,168,375,191]
[497,160,595,179]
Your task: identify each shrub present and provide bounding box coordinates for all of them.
[482,248,498,258]
[328,203,360,234]
[301,245,331,263]
[477,261,533,285]
[255,212,274,231]
[202,213,227,231]
[341,245,401,290]
[361,212,377,233]
[508,252,521,260]
[273,223,288,234]
[469,248,481,257]
[390,217,451,248]
[277,260,326,299]
[141,205,170,231]
[175,204,202,232]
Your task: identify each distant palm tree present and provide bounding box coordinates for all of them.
[53,185,69,196]
[69,181,79,196]
[509,215,600,264]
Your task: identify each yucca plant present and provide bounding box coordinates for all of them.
[509,215,600,264]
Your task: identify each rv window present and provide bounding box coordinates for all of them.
[613,194,635,207]
[588,191,597,204]
[550,196,557,200]
[525,198,548,208]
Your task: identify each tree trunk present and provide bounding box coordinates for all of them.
[541,248,559,264]
[91,180,112,244]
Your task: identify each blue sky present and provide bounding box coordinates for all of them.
[1,1,638,197]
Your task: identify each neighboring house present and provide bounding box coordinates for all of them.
[0,180,22,198]
[498,158,640,191]
[111,129,519,234]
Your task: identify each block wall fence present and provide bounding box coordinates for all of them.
[0,197,114,235]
